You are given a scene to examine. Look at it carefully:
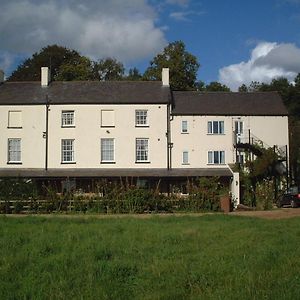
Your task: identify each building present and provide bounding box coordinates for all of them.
[0,68,289,204]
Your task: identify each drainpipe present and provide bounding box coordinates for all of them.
[167,103,170,169]
[45,95,50,171]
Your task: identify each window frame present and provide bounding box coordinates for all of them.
[208,150,225,165]
[207,121,225,135]
[135,138,149,163]
[61,139,75,164]
[182,151,189,165]
[7,138,22,164]
[181,120,188,134]
[135,110,149,127]
[101,138,115,163]
[61,110,75,128]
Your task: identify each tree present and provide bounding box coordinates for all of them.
[55,57,94,81]
[238,84,248,92]
[205,81,231,92]
[125,68,142,81]
[143,41,200,90]
[195,80,206,91]
[8,45,87,81]
[93,58,125,81]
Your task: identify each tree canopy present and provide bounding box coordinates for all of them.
[143,41,200,90]
[8,45,86,81]
[93,58,125,81]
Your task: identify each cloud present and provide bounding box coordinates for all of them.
[169,10,205,21]
[219,42,300,91]
[0,0,167,73]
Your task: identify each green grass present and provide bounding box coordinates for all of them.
[1,215,300,299]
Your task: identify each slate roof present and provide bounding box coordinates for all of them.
[0,168,232,178]
[172,91,288,116]
[0,81,170,105]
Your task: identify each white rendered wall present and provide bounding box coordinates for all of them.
[0,105,46,168]
[47,104,168,169]
[170,115,289,168]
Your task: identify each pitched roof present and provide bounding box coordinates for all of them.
[171,91,288,116]
[0,81,170,105]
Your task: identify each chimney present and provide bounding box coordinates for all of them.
[41,67,50,87]
[162,68,169,86]
[0,69,4,84]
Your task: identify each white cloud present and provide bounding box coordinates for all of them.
[219,42,300,91]
[169,10,205,21]
[0,0,167,73]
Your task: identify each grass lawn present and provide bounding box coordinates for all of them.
[1,214,300,299]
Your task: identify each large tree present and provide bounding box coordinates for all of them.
[8,45,89,81]
[143,41,200,90]
[93,58,125,81]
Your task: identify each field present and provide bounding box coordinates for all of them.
[1,214,300,299]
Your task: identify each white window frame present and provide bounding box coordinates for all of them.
[61,110,75,127]
[182,151,189,165]
[135,110,148,127]
[181,120,188,133]
[8,138,21,163]
[61,139,75,163]
[208,121,224,135]
[136,138,149,162]
[101,138,115,163]
[235,121,244,135]
[208,151,225,165]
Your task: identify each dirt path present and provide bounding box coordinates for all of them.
[2,208,300,220]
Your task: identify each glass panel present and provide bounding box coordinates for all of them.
[62,111,74,127]
[8,138,21,162]
[101,139,114,161]
[182,151,188,164]
[182,121,188,133]
[219,121,224,134]
[135,110,148,126]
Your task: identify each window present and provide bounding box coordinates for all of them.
[136,138,149,162]
[235,121,243,135]
[61,111,75,127]
[182,151,189,164]
[8,138,21,163]
[181,120,188,133]
[135,110,148,127]
[61,139,75,163]
[208,121,224,134]
[208,151,225,164]
[8,111,22,128]
[101,138,115,162]
[101,110,115,127]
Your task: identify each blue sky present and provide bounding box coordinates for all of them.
[1,0,300,90]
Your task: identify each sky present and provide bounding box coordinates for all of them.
[1,0,300,90]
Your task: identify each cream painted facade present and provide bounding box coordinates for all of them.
[0,104,168,169]
[170,115,289,168]
[0,105,46,168]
